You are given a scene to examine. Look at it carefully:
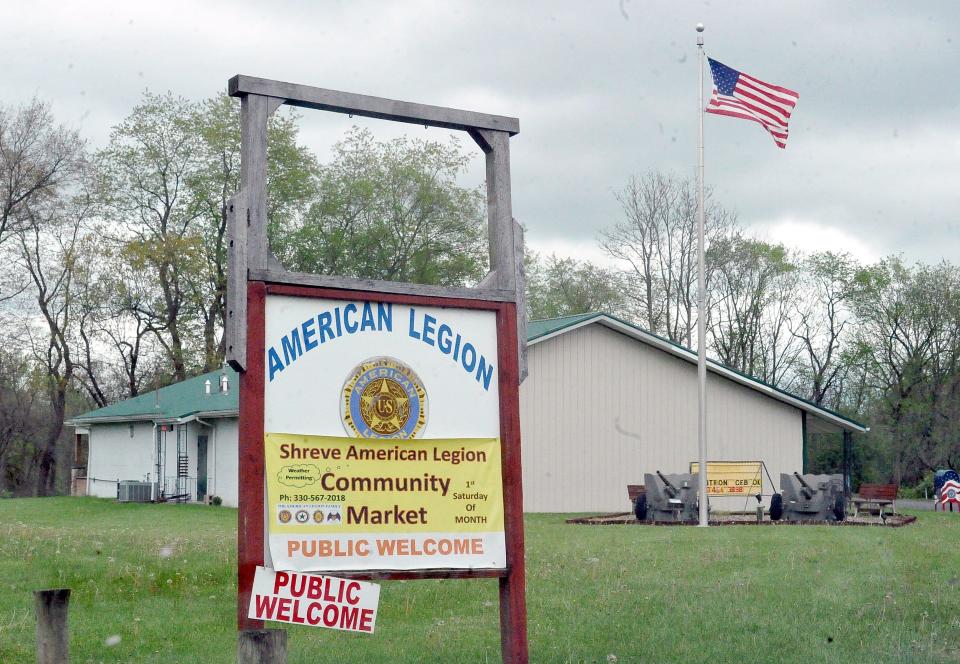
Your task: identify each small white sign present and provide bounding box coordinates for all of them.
[248,566,380,633]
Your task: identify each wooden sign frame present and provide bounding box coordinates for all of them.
[225,75,528,662]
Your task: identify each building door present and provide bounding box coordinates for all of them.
[197,435,208,502]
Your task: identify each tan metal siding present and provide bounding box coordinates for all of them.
[520,324,801,512]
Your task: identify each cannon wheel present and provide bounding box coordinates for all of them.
[833,494,846,522]
[769,493,783,521]
[634,493,648,521]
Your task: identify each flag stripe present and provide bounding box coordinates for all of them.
[707,98,789,147]
[737,77,798,111]
[730,89,790,125]
[738,71,799,99]
[707,108,789,146]
[735,80,796,117]
[707,105,784,136]
[708,96,788,135]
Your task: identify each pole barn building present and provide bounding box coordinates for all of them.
[70,312,865,512]
[520,313,866,513]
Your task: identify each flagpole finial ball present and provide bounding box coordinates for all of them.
[696,23,704,32]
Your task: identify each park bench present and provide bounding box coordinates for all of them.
[851,483,898,517]
[627,484,645,507]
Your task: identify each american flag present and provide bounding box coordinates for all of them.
[706,58,799,149]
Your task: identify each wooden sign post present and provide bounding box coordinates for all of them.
[225,76,528,662]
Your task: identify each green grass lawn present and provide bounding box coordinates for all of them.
[2,498,959,663]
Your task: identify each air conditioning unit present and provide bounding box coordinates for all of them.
[118,480,153,503]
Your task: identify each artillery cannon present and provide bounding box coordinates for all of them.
[637,471,700,523]
[772,472,845,522]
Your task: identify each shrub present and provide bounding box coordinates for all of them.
[899,473,934,499]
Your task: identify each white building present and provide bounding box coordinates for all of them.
[69,370,239,505]
[70,313,865,511]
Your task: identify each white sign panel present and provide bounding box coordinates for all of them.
[248,566,380,633]
[263,296,506,571]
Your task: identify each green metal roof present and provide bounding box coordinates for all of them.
[526,311,867,433]
[527,312,602,342]
[71,368,239,423]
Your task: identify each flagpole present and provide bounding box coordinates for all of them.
[696,22,709,527]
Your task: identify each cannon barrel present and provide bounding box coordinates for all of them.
[657,470,678,497]
[793,471,815,500]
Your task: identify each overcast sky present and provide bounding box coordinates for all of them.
[3,1,957,266]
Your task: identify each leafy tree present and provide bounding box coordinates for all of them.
[274,127,487,287]
[526,253,628,320]
[852,258,960,484]
[96,92,320,380]
[95,92,204,382]
[187,94,319,370]
[7,94,960,497]
[85,247,165,400]
[707,235,796,379]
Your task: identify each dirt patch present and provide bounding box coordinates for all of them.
[565,512,918,527]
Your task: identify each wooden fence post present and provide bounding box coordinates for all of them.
[35,588,70,664]
[238,629,286,664]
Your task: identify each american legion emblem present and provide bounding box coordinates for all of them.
[341,356,428,439]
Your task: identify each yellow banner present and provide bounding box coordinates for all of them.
[689,461,763,496]
[265,433,504,535]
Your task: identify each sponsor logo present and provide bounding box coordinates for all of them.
[341,357,427,439]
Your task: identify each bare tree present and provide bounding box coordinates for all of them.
[0,99,86,495]
[0,100,84,314]
[14,191,94,495]
[757,265,803,389]
[600,172,735,343]
[0,349,44,494]
[0,99,83,250]
[790,252,859,406]
[601,173,671,333]
[99,298,158,399]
